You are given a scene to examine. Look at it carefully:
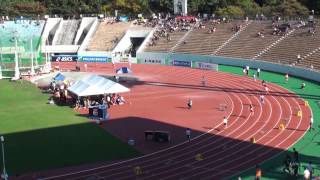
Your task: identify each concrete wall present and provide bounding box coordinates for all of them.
[113,29,150,54]
[51,19,64,45]
[41,18,62,51]
[45,45,80,53]
[137,28,155,53]
[74,17,96,45]
[137,52,320,82]
[78,18,99,52]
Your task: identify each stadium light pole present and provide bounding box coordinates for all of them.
[0,136,8,180]
[14,35,20,80]
[30,35,35,75]
[0,39,2,80]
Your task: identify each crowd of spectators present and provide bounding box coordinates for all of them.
[0,16,9,23]
[147,17,197,47]
[75,93,126,110]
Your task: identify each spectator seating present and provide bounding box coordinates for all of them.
[144,30,188,52]
[87,22,131,51]
[173,21,237,55]
[300,48,320,70]
[216,21,281,59]
[259,24,320,65]
[55,20,80,45]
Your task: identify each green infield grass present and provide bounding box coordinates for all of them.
[0,80,140,175]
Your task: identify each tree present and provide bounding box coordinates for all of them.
[216,5,245,18]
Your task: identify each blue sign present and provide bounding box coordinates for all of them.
[51,55,78,62]
[172,60,191,67]
[119,16,129,22]
[80,56,109,62]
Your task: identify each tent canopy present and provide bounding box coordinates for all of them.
[68,75,130,97]
[116,67,132,74]
[53,73,66,81]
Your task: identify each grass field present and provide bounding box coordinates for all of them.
[0,80,140,175]
[219,65,320,180]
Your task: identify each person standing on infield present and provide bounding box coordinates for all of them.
[310,115,313,131]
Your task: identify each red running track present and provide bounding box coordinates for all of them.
[36,62,310,180]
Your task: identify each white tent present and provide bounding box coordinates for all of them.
[68,75,130,96]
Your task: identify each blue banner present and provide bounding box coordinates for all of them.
[172,60,191,67]
[80,56,109,62]
[51,55,78,62]
[119,16,129,22]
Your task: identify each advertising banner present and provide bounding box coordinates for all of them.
[80,56,109,62]
[172,60,191,67]
[195,62,218,71]
[51,55,78,62]
[142,58,164,64]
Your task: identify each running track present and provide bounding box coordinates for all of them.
[37,62,311,180]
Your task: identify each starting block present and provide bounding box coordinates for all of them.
[297,110,302,117]
[195,153,204,161]
[133,166,142,175]
[304,101,309,107]
[250,137,256,143]
[279,123,285,130]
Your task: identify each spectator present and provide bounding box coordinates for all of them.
[283,154,292,174]
[304,167,311,180]
[310,64,314,69]
[297,54,301,63]
[255,165,262,180]
[292,161,299,177]
[307,162,313,179]
[293,148,299,163]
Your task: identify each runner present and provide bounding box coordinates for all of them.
[187,99,192,109]
[186,128,191,142]
[249,104,254,114]
[259,95,265,104]
[201,76,207,86]
[223,116,228,128]
[265,86,269,95]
